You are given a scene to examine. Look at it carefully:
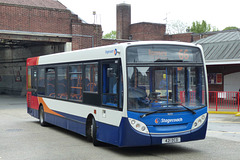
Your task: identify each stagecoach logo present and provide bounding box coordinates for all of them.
[105,49,119,56]
[155,118,160,124]
[114,49,118,55]
[155,118,183,124]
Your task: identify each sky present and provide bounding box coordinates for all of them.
[58,0,240,34]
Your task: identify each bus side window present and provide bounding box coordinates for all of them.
[57,66,68,100]
[69,64,82,101]
[46,68,56,98]
[84,63,98,93]
[38,68,45,96]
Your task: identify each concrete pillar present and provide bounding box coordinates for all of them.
[64,42,72,52]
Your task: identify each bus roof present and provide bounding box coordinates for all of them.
[30,41,201,66]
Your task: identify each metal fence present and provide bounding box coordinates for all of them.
[179,91,240,112]
[209,91,240,112]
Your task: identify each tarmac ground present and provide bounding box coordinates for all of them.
[1,95,240,160]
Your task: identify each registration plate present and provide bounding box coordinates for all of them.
[162,137,181,144]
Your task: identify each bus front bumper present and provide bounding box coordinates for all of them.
[118,117,207,147]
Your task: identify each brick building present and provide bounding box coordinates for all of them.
[115,3,215,43]
[0,1,218,95]
[0,0,104,95]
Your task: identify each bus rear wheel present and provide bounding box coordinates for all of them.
[39,106,47,126]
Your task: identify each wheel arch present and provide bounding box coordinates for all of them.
[85,114,95,140]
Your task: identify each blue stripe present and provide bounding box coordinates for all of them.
[46,110,86,136]
[27,107,208,147]
[53,110,86,125]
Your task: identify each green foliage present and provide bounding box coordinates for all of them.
[223,26,238,31]
[102,31,116,39]
[212,26,219,32]
[189,20,212,33]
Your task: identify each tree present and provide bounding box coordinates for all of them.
[166,20,188,34]
[102,31,116,39]
[189,20,212,33]
[223,26,238,31]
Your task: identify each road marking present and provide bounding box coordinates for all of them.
[209,121,240,124]
[208,130,240,134]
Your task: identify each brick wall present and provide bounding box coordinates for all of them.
[0,3,104,50]
[129,22,166,40]
[0,3,218,51]
[72,23,103,50]
[101,38,132,46]
[164,33,193,42]
[116,3,131,39]
[0,3,72,34]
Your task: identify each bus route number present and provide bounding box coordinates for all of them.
[178,49,189,60]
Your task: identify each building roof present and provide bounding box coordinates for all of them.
[0,0,67,10]
[195,30,240,65]
[196,30,240,44]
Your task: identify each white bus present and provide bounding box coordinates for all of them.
[27,41,208,147]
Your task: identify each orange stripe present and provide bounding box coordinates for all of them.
[38,97,64,118]
[37,57,40,65]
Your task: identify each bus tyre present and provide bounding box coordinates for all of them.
[92,118,100,146]
[39,106,47,126]
[86,117,100,146]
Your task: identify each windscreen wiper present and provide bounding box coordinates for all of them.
[167,103,196,114]
[140,109,169,118]
[140,103,196,118]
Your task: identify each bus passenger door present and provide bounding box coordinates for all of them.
[100,59,122,145]
[102,60,120,108]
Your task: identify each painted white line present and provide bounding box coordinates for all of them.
[209,121,240,124]
[208,130,240,134]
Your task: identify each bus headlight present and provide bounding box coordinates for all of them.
[191,113,207,130]
[128,118,149,134]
